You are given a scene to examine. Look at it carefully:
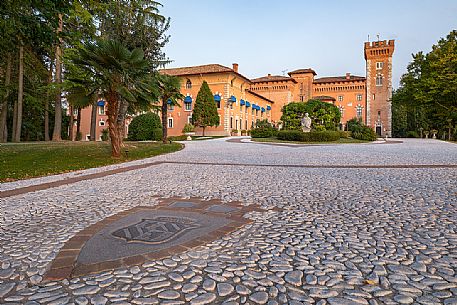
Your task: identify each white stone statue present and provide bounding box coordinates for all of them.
[301,113,312,133]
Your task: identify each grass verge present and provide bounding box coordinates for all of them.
[251,137,370,145]
[0,141,183,182]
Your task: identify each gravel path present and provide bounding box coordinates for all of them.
[0,138,456,304]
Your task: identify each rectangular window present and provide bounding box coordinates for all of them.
[338,96,343,102]
[230,117,233,129]
[376,62,384,70]
[356,106,363,118]
[99,120,105,126]
[98,106,105,115]
[216,101,221,109]
[188,116,193,124]
[357,94,362,101]
[168,118,173,128]
[185,103,192,111]
[168,104,174,111]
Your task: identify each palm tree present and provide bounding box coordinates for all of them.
[157,74,183,143]
[69,39,155,157]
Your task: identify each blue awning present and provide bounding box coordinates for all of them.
[184,96,192,103]
[252,104,256,109]
[261,107,265,112]
[240,99,245,106]
[267,105,271,111]
[97,100,105,106]
[245,101,251,107]
[214,94,221,102]
[167,99,172,104]
[229,95,236,102]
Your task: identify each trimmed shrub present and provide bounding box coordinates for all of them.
[128,113,162,141]
[250,119,277,138]
[346,118,377,141]
[277,130,340,142]
[406,131,419,138]
[101,129,109,141]
[339,131,350,138]
[251,128,274,138]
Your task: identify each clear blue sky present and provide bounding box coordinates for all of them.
[161,0,457,88]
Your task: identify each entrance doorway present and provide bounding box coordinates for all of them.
[376,126,382,136]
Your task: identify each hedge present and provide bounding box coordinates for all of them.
[277,130,340,142]
[128,113,162,141]
[250,128,277,138]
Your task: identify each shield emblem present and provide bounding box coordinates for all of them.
[112,216,201,244]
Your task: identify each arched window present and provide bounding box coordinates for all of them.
[376,75,383,86]
[186,79,192,89]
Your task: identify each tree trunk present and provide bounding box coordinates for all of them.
[116,98,129,145]
[52,13,63,141]
[76,108,81,140]
[90,100,97,141]
[45,59,53,141]
[106,91,121,158]
[14,45,24,142]
[0,53,12,142]
[162,101,168,144]
[12,97,17,141]
[69,105,74,141]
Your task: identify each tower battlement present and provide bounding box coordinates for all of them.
[364,40,395,60]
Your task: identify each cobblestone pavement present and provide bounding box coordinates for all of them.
[0,138,456,305]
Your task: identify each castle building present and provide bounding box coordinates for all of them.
[75,39,394,139]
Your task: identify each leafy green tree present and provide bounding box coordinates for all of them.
[99,0,170,68]
[192,81,219,136]
[155,74,183,143]
[392,30,457,140]
[69,40,156,157]
[281,99,341,131]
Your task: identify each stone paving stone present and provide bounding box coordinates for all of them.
[0,138,456,304]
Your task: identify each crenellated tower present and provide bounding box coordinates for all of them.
[364,39,395,137]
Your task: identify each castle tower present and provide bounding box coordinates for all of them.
[364,39,394,137]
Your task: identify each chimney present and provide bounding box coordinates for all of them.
[346,72,351,80]
[232,63,239,73]
[268,73,271,77]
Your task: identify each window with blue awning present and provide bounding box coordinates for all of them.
[214,94,221,101]
[229,95,236,102]
[261,107,265,112]
[267,105,271,111]
[184,96,192,103]
[240,99,245,106]
[167,99,172,104]
[245,101,251,107]
[97,100,105,106]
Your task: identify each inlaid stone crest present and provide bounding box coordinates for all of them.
[112,216,201,244]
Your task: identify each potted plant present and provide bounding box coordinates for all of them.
[182,123,195,140]
[431,129,438,139]
[241,129,247,136]
[231,129,239,136]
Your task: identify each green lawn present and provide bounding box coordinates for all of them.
[251,137,370,145]
[0,141,183,182]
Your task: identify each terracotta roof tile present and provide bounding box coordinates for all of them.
[288,69,317,76]
[251,75,297,83]
[160,64,233,76]
[314,75,366,84]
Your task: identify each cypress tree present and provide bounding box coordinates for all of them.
[192,81,219,136]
